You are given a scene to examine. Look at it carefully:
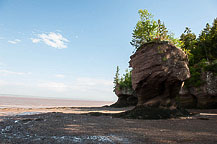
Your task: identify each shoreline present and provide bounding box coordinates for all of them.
[0,96,114,108]
[0,94,114,101]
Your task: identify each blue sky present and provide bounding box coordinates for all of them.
[0,0,216,101]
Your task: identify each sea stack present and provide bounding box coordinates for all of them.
[129,41,190,109]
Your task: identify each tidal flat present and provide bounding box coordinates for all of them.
[0,107,217,144]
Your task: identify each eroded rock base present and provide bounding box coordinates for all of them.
[110,95,137,108]
[114,106,190,119]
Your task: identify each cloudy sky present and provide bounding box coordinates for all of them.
[0,0,216,101]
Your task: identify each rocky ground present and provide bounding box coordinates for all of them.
[0,107,217,144]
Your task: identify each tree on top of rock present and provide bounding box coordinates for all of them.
[130,9,180,50]
[130,9,158,49]
[157,19,169,41]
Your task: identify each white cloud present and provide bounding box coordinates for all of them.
[38,82,68,92]
[31,32,69,49]
[0,80,27,86]
[69,77,113,92]
[31,38,41,43]
[8,41,16,44]
[8,39,21,44]
[75,77,112,86]
[54,74,65,78]
[37,77,112,93]
[0,69,31,76]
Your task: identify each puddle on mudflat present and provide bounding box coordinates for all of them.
[16,112,43,116]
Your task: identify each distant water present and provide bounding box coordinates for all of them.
[0,96,113,108]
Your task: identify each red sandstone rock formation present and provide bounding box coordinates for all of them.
[179,71,217,108]
[129,42,190,109]
[111,84,137,107]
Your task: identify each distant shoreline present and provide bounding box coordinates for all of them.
[0,95,114,108]
[0,94,114,101]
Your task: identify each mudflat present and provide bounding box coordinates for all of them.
[0,107,217,144]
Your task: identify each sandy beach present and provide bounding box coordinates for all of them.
[0,106,217,144]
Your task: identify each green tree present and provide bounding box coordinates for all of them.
[180,27,197,51]
[157,19,169,41]
[197,19,217,61]
[180,18,217,88]
[181,19,217,65]
[198,23,211,61]
[130,9,158,49]
[209,18,217,59]
[131,9,180,50]
[113,66,120,90]
[118,69,132,90]
[113,67,132,91]
[180,27,197,65]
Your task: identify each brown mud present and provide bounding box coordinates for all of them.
[0,107,217,144]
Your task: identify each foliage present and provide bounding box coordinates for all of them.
[118,69,132,90]
[130,9,158,49]
[156,19,169,40]
[180,18,217,87]
[185,60,207,87]
[180,27,197,65]
[204,61,217,73]
[209,18,217,60]
[131,9,181,49]
[113,66,120,89]
[113,67,132,91]
[181,19,217,65]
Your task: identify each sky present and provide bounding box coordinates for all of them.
[0,0,216,101]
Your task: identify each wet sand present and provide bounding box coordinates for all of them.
[0,107,217,144]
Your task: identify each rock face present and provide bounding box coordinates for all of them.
[129,42,190,109]
[111,85,137,107]
[179,71,217,108]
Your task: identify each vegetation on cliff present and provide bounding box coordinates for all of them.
[113,66,132,91]
[181,18,217,87]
